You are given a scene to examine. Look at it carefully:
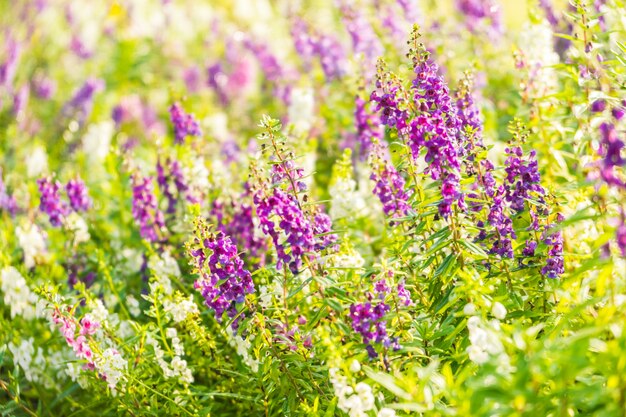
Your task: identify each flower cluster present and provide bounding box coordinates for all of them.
[211,188,268,265]
[169,102,202,144]
[369,141,412,218]
[354,96,383,160]
[187,219,254,328]
[0,167,18,215]
[37,176,92,227]
[38,177,70,227]
[131,173,165,242]
[66,177,92,212]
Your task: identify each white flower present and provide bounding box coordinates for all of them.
[15,223,47,268]
[82,120,114,162]
[89,299,109,323]
[1,267,38,319]
[349,359,361,373]
[329,178,367,220]
[148,251,180,295]
[491,302,507,320]
[287,87,315,134]
[96,348,127,390]
[66,212,90,245]
[166,327,178,339]
[163,295,199,323]
[126,295,141,317]
[378,408,396,417]
[463,303,477,316]
[26,146,48,178]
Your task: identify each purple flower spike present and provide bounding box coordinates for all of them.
[188,221,255,329]
[131,174,165,242]
[66,178,92,212]
[169,102,202,144]
[38,177,69,227]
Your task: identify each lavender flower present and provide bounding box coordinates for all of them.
[369,141,412,218]
[169,102,202,144]
[355,96,383,160]
[349,302,391,357]
[131,174,165,242]
[188,220,254,328]
[456,0,503,39]
[339,2,383,70]
[486,186,515,258]
[541,215,564,278]
[597,122,625,189]
[503,146,546,211]
[254,187,315,274]
[38,177,69,227]
[213,195,268,266]
[65,78,104,123]
[617,213,626,257]
[0,168,18,216]
[0,36,21,89]
[66,177,92,212]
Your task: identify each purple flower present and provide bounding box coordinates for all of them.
[66,178,92,212]
[487,186,515,258]
[211,187,268,266]
[313,211,337,251]
[65,78,104,124]
[38,177,70,227]
[597,122,625,189]
[254,187,315,274]
[339,2,382,71]
[131,174,165,242]
[349,301,391,355]
[617,215,626,257]
[355,96,383,160]
[503,147,546,212]
[0,36,21,89]
[169,102,202,144]
[591,99,607,113]
[33,75,56,100]
[541,216,564,278]
[188,222,254,328]
[0,168,18,216]
[369,141,413,218]
[456,0,503,38]
[522,240,537,257]
[289,18,346,81]
[397,281,413,306]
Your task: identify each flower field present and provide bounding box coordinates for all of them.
[1,0,626,415]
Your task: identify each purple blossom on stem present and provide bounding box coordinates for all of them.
[339,2,382,70]
[0,36,21,90]
[38,177,69,227]
[597,122,625,189]
[66,177,92,212]
[369,141,412,218]
[131,174,165,242]
[156,158,189,214]
[541,214,564,278]
[617,212,626,257]
[486,186,515,258]
[188,221,254,328]
[456,0,503,39]
[355,96,383,160]
[254,187,316,274]
[503,146,546,211]
[211,186,268,266]
[349,302,391,357]
[65,78,104,124]
[169,102,202,144]
[289,17,347,81]
[0,168,18,216]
